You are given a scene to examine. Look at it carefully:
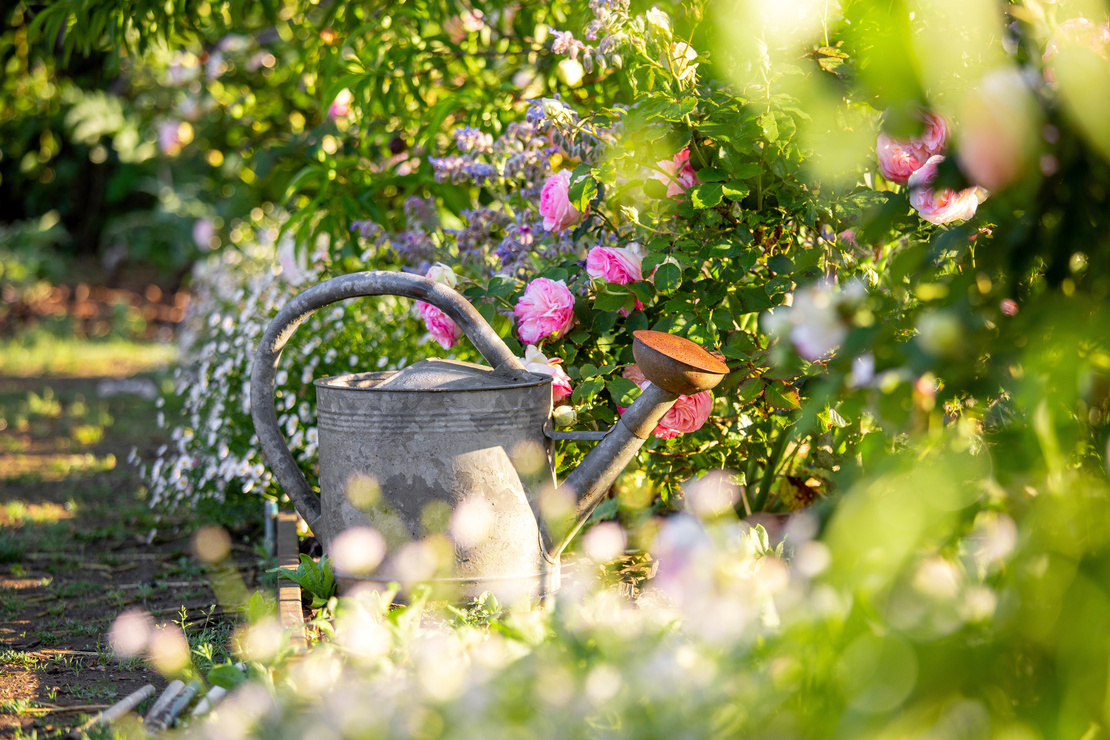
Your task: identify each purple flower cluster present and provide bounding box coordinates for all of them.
[358,98,621,281]
[430,120,559,195]
[403,196,439,233]
[452,207,512,271]
[353,196,443,272]
[454,126,494,154]
[552,30,587,60]
[350,220,383,241]
[547,0,634,73]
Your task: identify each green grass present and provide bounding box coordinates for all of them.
[0,330,176,377]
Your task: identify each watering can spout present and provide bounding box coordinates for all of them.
[543,331,729,560]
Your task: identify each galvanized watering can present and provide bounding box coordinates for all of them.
[251,271,727,599]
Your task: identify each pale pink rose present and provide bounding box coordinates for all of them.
[876,133,925,185]
[907,111,950,163]
[586,243,644,284]
[522,345,573,402]
[876,112,950,184]
[622,364,647,385]
[907,156,987,225]
[539,170,584,232]
[654,389,713,439]
[652,147,701,199]
[417,263,462,348]
[419,302,463,349]
[585,242,647,316]
[618,370,713,439]
[957,68,1038,191]
[513,278,576,345]
[1044,18,1110,63]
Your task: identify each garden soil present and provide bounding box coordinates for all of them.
[0,364,264,737]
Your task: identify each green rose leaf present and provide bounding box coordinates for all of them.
[572,376,605,403]
[768,255,794,274]
[690,183,724,209]
[607,376,640,407]
[765,383,801,410]
[730,162,762,179]
[759,111,779,142]
[736,377,765,403]
[697,167,729,182]
[628,281,655,303]
[643,177,669,200]
[594,289,636,313]
[568,169,598,213]
[722,181,750,200]
[654,262,683,294]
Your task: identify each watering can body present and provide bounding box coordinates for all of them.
[314,360,559,597]
[251,271,727,601]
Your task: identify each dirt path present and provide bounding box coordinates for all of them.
[0,365,264,737]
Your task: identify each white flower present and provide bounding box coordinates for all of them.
[645,7,672,35]
[277,235,309,286]
[763,279,866,362]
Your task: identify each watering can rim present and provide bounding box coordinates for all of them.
[313,364,555,393]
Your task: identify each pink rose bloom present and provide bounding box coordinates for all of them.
[652,147,701,199]
[957,68,1037,191]
[417,264,463,348]
[654,389,714,439]
[522,345,573,402]
[419,302,463,349]
[876,112,950,184]
[1044,17,1110,63]
[907,156,987,225]
[513,277,576,345]
[618,369,713,439]
[586,243,644,284]
[539,170,584,232]
[876,133,925,185]
[623,364,647,385]
[908,111,950,162]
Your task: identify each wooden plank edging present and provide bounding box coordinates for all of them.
[275,512,307,651]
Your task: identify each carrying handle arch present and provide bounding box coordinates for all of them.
[249,271,529,533]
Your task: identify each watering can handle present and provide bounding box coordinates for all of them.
[250,271,529,534]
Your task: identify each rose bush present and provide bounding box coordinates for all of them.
[94,0,1110,556]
